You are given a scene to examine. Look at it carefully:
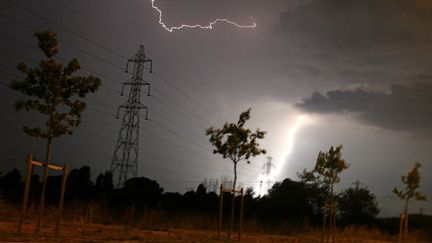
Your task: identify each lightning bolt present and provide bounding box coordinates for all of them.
[255,116,306,195]
[150,0,257,32]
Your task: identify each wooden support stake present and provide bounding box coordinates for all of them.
[321,208,327,243]
[31,161,63,171]
[218,184,244,241]
[55,163,68,236]
[228,189,235,240]
[17,153,33,233]
[332,203,337,243]
[238,188,244,241]
[322,202,337,243]
[17,153,69,236]
[36,162,50,234]
[405,214,409,241]
[218,184,224,240]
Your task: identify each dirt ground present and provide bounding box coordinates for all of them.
[0,220,419,243]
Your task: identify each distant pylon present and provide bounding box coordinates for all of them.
[110,45,152,187]
[263,156,275,189]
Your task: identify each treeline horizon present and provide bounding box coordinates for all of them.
[1,165,431,235]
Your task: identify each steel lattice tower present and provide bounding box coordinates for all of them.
[111,45,152,187]
[263,156,274,189]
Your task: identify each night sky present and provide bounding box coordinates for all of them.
[0,0,431,216]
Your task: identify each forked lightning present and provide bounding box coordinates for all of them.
[150,0,256,32]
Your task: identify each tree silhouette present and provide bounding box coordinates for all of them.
[0,168,22,202]
[299,145,349,241]
[262,178,314,223]
[393,162,427,214]
[66,166,93,202]
[94,171,114,200]
[119,177,164,208]
[299,145,349,202]
[206,108,266,238]
[10,31,101,162]
[393,162,426,239]
[9,30,101,232]
[337,183,379,224]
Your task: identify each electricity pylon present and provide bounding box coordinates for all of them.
[110,45,152,187]
[263,156,275,189]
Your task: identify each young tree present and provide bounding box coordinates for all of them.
[9,30,101,232]
[393,162,427,213]
[298,145,349,241]
[299,145,349,201]
[206,108,266,239]
[393,162,426,238]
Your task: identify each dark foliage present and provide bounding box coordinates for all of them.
[0,166,429,233]
[93,171,113,200]
[337,185,379,224]
[0,169,22,202]
[66,166,93,202]
[107,177,164,209]
[259,178,314,223]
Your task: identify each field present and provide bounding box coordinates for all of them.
[0,203,430,242]
[2,219,431,242]
[0,221,396,242]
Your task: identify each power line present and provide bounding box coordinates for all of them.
[148,118,212,154]
[0,102,257,179]
[80,108,255,177]
[47,0,230,122]
[1,63,216,170]
[0,97,256,180]
[0,36,120,95]
[2,1,228,123]
[48,0,140,48]
[153,71,223,124]
[151,88,208,129]
[83,103,219,164]
[0,104,229,179]
[4,0,129,61]
[79,98,221,165]
[150,109,208,143]
[0,12,124,71]
[0,16,214,137]
[0,5,262,182]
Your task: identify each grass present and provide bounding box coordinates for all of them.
[2,220,431,242]
[0,201,430,242]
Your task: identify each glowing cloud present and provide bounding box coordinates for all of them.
[150,0,257,32]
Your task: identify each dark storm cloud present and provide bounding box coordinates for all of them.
[282,0,432,136]
[278,0,432,53]
[297,80,432,135]
[275,0,432,88]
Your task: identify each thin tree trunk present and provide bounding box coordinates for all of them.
[330,182,334,203]
[228,162,237,240]
[36,135,53,234]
